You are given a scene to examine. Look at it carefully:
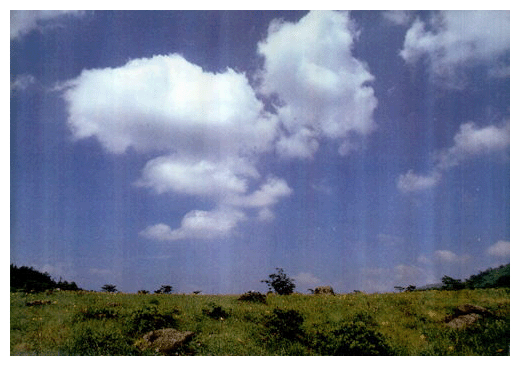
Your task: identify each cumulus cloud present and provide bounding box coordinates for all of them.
[400,11,510,85]
[398,121,509,193]
[62,11,376,241]
[258,10,377,158]
[63,54,278,156]
[11,10,85,40]
[435,122,510,170]
[486,240,510,258]
[140,208,247,241]
[61,52,292,241]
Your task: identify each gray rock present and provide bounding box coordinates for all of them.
[137,328,195,355]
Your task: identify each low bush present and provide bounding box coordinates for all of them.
[62,323,137,355]
[310,320,394,355]
[263,308,304,340]
[202,302,230,320]
[124,305,179,336]
[238,291,267,304]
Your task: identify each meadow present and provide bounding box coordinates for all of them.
[10,287,509,356]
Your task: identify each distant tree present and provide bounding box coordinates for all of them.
[405,285,416,292]
[261,268,295,295]
[394,286,405,293]
[137,290,149,294]
[101,284,118,293]
[441,276,464,291]
[155,285,173,294]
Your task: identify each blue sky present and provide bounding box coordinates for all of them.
[10,10,510,294]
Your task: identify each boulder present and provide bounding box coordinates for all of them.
[312,286,335,295]
[446,313,482,329]
[444,303,492,330]
[136,328,195,355]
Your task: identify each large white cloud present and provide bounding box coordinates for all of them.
[401,11,510,85]
[257,10,377,158]
[63,54,278,156]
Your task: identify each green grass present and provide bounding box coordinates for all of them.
[10,288,509,355]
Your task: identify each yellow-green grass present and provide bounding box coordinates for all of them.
[10,288,509,356]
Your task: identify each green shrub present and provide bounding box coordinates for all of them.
[238,291,267,304]
[202,302,230,320]
[264,308,304,340]
[124,305,179,336]
[62,324,137,355]
[310,320,393,355]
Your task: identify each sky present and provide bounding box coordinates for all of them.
[10,10,510,294]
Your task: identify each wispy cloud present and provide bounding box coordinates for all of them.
[397,120,509,193]
[11,10,85,40]
[11,74,36,91]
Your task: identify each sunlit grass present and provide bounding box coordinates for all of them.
[10,288,509,355]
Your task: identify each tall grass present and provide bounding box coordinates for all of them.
[10,288,509,355]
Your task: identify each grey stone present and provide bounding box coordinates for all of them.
[137,328,195,355]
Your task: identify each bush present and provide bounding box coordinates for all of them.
[264,308,304,340]
[238,291,267,304]
[310,320,393,356]
[202,303,230,320]
[261,268,295,295]
[62,324,137,355]
[124,305,179,336]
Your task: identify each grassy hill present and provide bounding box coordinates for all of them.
[10,288,509,355]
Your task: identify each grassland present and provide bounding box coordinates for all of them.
[10,288,509,356]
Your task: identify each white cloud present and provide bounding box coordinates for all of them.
[63,54,278,156]
[398,120,509,193]
[486,240,510,257]
[61,52,293,241]
[11,10,85,40]
[435,122,510,169]
[258,10,377,158]
[401,11,510,86]
[140,208,247,241]
[396,170,441,193]
[433,250,470,264]
[136,156,255,197]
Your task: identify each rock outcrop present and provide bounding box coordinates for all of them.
[136,328,195,355]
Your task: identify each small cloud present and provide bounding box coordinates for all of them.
[396,170,441,193]
[433,250,470,264]
[398,120,509,193]
[140,208,246,241]
[486,240,510,258]
[294,272,322,289]
[382,11,413,26]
